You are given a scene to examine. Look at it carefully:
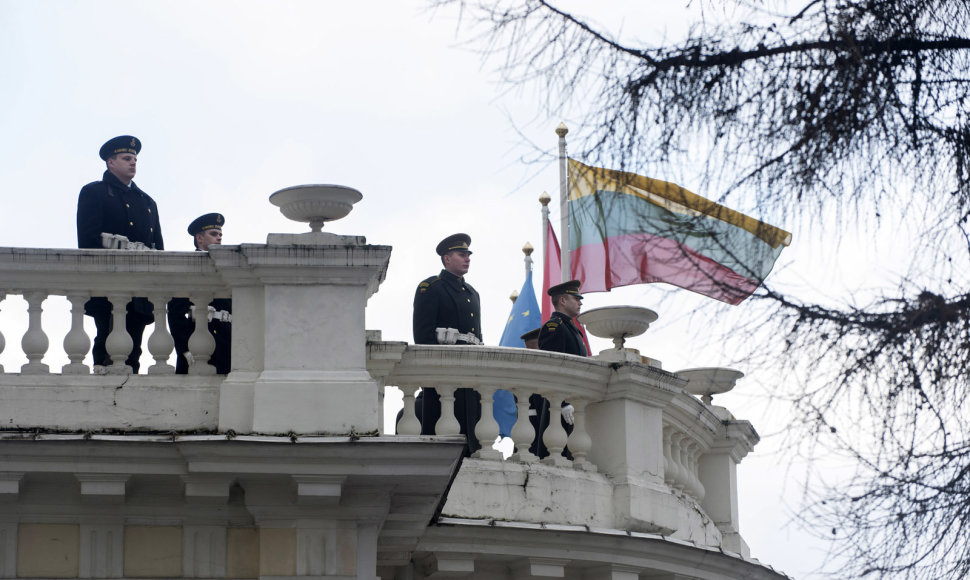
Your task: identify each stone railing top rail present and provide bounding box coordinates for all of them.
[0,243,393,298]
[368,341,724,435]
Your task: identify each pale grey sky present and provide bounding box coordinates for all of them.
[0,2,871,577]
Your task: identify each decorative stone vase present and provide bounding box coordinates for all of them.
[676,367,744,405]
[577,305,659,363]
[269,184,363,232]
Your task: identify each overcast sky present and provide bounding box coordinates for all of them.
[0,2,868,577]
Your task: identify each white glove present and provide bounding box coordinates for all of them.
[184,351,195,367]
[207,305,217,322]
[435,327,458,345]
[561,404,575,425]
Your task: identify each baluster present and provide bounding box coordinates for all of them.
[62,293,91,374]
[669,432,687,491]
[687,442,705,501]
[567,399,594,470]
[0,291,6,373]
[472,385,502,460]
[146,293,175,375]
[104,294,133,374]
[187,293,216,376]
[509,387,538,463]
[662,427,675,487]
[20,291,50,374]
[542,392,570,466]
[397,386,421,435]
[434,386,461,435]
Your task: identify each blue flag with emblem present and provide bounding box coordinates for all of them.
[493,269,542,436]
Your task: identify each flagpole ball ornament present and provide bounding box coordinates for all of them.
[99,135,141,160]
[555,122,568,138]
[675,367,744,406]
[435,233,472,256]
[269,184,362,232]
[578,305,659,356]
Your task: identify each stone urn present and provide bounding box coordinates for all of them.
[577,305,658,362]
[676,367,744,405]
[269,184,362,233]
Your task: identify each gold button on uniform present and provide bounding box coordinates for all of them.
[125,203,130,208]
[129,221,134,226]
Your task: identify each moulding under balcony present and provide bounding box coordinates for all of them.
[416,523,788,580]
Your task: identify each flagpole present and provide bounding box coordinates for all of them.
[539,190,551,260]
[523,242,534,277]
[556,122,569,283]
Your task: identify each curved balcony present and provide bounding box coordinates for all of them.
[0,241,783,580]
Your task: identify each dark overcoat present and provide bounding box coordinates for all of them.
[411,269,483,454]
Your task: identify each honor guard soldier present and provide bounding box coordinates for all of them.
[77,135,164,373]
[538,280,588,356]
[412,233,483,455]
[536,280,588,458]
[168,213,232,374]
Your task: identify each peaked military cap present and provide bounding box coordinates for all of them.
[547,279,583,298]
[99,135,141,160]
[188,213,225,236]
[435,233,472,256]
[519,327,541,341]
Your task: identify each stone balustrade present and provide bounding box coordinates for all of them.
[368,341,758,553]
[0,240,758,557]
[0,246,229,376]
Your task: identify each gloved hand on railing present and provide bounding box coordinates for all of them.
[183,351,195,367]
[562,403,575,425]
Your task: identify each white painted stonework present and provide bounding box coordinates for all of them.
[0,217,787,579]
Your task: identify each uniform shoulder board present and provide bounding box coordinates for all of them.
[418,276,440,293]
[544,320,559,331]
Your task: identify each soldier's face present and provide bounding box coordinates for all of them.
[106,153,137,183]
[558,294,582,318]
[195,228,223,251]
[443,250,471,276]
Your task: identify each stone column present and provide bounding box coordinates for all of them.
[210,234,391,435]
[697,419,758,557]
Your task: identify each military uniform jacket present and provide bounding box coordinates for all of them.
[413,269,482,345]
[169,297,232,374]
[77,170,164,321]
[538,311,588,356]
[77,170,164,250]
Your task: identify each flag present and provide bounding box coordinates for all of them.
[541,220,561,323]
[499,269,542,347]
[541,223,592,354]
[493,269,542,437]
[567,158,792,305]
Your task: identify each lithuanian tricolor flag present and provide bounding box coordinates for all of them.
[567,159,792,305]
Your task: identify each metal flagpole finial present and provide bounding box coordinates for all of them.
[539,191,551,207]
[509,289,519,303]
[522,242,534,256]
[555,122,569,137]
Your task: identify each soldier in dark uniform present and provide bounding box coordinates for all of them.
[537,280,587,459]
[519,327,552,457]
[168,213,232,374]
[77,135,163,373]
[538,280,588,356]
[412,233,483,455]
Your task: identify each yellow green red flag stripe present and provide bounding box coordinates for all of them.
[567,159,792,305]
